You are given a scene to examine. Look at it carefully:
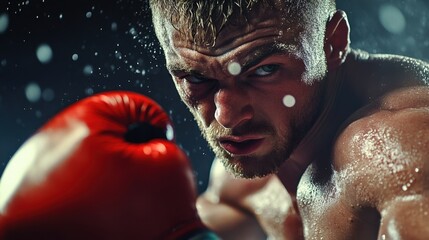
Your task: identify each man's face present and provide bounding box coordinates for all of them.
[155,3,329,178]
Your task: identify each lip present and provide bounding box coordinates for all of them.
[218,136,265,156]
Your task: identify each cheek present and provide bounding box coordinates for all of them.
[173,81,192,104]
[255,94,291,127]
[258,85,313,129]
[173,80,216,129]
[187,100,216,129]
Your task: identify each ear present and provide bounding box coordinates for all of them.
[324,10,350,70]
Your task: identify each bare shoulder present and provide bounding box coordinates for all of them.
[333,86,429,207]
[345,50,429,101]
[350,49,429,83]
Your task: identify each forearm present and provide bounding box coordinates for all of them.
[197,196,267,240]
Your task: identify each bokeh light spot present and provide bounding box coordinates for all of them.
[282,95,296,108]
[379,4,406,34]
[0,13,9,34]
[25,83,42,103]
[36,44,53,64]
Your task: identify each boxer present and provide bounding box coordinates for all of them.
[149,0,429,239]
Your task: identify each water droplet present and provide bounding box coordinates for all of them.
[83,65,93,76]
[129,27,137,36]
[227,61,241,76]
[283,94,296,108]
[72,54,78,61]
[0,13,9,34]
[111,22,118,31]
[86,11,92,18]
[378,4,406,34]
[25,83,42,103]
[415,168,420,173]
[166,124,174,141]
[36,44,53,64]
[85,88,94,95]
[42,88,55,102]
[402,185,408,191]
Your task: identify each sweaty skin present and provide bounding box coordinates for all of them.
[152,2,429,239]
[197,159,303,239]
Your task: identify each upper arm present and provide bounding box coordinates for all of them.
[335,104,429,238]
[378,194,429,239]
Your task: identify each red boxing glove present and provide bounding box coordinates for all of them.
[0,91,218,240]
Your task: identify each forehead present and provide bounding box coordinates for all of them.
[155,4,307,60]
[153,0,309,48]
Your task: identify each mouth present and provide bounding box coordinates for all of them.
[219,136,265,156]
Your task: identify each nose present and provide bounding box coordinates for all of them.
[214,86,253,129]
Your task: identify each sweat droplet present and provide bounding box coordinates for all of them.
[283,95,296,108]
[227,62,241,76]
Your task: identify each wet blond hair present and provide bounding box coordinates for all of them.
[150,0,335,47]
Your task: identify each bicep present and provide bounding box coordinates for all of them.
[378,194,429,239]
[335,107,429,238]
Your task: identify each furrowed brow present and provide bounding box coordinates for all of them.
[240,43,299,73]
[168,64,205,78]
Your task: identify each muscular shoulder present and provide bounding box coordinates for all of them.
[344,49,429,101]
[333,86,429,207]
[348,49,429,83]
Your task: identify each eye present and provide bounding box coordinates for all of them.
[183,75,211,84]
[253,64,280,76]
[176,74,217,101]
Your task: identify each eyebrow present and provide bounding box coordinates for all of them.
[240,43,299,73]
[168,64,204,78]
[167,42,299,77]
[166,53,196,76]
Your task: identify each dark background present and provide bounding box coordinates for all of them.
[1,0,428,194]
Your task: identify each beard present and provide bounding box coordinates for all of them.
[194,116,297,179]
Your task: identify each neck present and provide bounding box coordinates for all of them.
[276,66,345,195]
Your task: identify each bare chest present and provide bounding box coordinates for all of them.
[296,165,380,240]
